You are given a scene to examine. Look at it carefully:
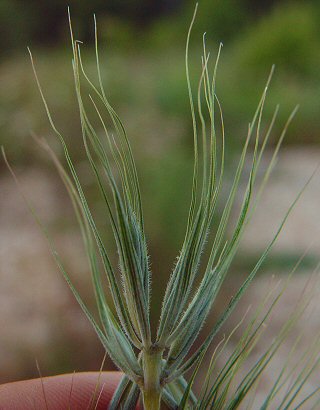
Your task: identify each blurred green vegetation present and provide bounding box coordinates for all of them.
[2,1,320,159]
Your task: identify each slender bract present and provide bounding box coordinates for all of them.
[9,5,319,410]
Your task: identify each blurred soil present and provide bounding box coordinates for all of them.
[0,168,106,382]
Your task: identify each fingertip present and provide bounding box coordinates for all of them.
[0,372,123,409]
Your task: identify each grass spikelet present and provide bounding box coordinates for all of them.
[3,5,320,410]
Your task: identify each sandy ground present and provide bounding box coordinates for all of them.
[0,168,105,382]
[1,147,320,406]
[240,146,320,254]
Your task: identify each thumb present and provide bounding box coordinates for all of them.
[0,372,124,410]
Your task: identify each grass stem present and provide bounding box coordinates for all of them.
[142,349,163,410]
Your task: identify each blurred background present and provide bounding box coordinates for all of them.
[1,0,320,399]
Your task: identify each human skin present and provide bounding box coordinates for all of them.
[0,372,134,409]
